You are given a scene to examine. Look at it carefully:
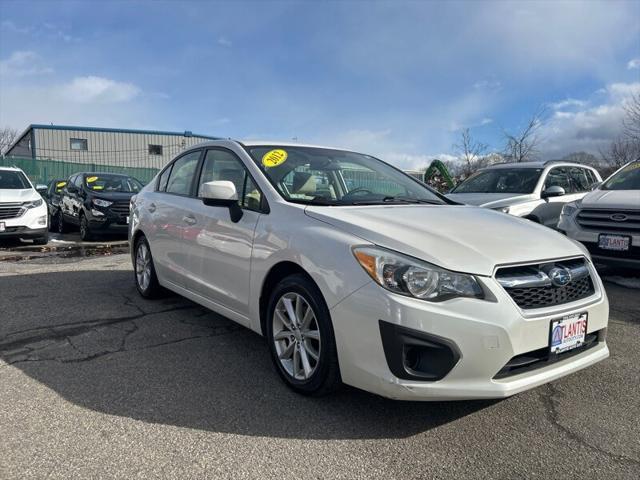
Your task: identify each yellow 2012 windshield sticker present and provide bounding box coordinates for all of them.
[86,176,98,183]
[262,149,288,168]
[56,181,67,188]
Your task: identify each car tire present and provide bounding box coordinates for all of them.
[134,236,162,299]
[56,211,67,234]
[79,213,93,241]
[266,274,341,396]
[33,233,48,245]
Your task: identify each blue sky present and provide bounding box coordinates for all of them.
[1,0,639,168]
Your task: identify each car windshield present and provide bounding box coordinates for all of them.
[452,168,542,194]
[0,170,31,189]
[84,174,143,193]
[246,146,446,206]
[601,162,640,190]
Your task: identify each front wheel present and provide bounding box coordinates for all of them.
[266,274,341,396]
[79,213,93,241]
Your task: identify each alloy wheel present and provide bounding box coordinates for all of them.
[272,292,321,381]
[136,242,152,291]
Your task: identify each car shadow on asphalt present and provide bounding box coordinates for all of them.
[0,269,498,440]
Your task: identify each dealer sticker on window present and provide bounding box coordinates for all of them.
[550,312,588,354]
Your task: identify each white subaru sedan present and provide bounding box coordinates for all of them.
[129,140,609,400]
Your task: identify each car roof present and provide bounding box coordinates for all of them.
[483,161,594,170]
[189,139,356,152]
[0,166,24,172]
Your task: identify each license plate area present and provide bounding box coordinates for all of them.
[598,234,630,251]
[549,313,588,355]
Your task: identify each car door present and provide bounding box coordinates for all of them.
[186,147,264,321]
[60,174,78,223]
[146,149,203,290]
[536,167,576,227]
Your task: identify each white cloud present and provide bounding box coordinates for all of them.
[217,36,232,47]
[550,98,588,110]
[539,82,640,158]
[627,58,640,70]
[0,51,53,77]
[58,76,140,103]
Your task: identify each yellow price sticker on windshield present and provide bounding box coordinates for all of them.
[92,185,104,190]
[56,181,67,188]
[86,176,98,183]
[262,149,288,168]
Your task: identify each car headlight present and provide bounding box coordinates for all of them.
[352,246,484,301]
[561,201,579,217]
[93,198,113,207]
[23,198,43,208]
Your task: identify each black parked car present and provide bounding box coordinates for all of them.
[57,172,143,240]
[43,178,67,232]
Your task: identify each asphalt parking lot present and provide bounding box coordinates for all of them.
[0,241,638,479]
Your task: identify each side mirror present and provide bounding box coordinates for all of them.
[35,184,48,196]
[541,185,565,199]
[201,180,243,222]
[590,181,602,191]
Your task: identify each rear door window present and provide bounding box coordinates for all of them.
[165,151,201,196]
[568,167,590,192]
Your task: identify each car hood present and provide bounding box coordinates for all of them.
[90,191,135,202]
[305,205,583,276]
[446,192,534,208]
[0,188,40,203]
[580,189,640,210]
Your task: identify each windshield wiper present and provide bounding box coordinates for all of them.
[382,196,442,205]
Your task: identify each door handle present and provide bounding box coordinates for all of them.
[182,215,197,225]
[148,203,156,213]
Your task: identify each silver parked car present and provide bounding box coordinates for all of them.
[447,161,601,228]
[129,141,609,400]
[558,161,640,268]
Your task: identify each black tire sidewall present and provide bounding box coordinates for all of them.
[80,213,91,241]
[266,274,338,394]
[134,236,160,298]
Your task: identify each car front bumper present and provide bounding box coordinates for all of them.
[0,204,48,240]
[330,263,609,401]
[558,212,640,267]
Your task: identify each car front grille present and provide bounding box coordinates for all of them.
[0,203,24,220]
[110,201,130,217]
[576,208,640,234]
[495,257,595,310]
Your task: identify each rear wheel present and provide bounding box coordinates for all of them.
[134,236,162,298]
[79,213,93,241]
[266,274,341,396]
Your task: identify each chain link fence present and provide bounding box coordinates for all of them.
[1,156,161,186]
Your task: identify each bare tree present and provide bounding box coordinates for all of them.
[561,151,600,167]
[599,135,640,170]
[453,128,488,177]
[0,127,18,155]
[502,107,546,162]
[622,93,640,142]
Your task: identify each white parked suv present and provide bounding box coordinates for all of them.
[0,166,49,245]
[129,141,609,400]
[558,161,640,268]
[447,161,601,228]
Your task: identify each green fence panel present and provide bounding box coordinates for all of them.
[1,156,159,185]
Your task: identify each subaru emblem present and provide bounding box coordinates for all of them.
[549,267,572,287]
[610,214,628,222]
